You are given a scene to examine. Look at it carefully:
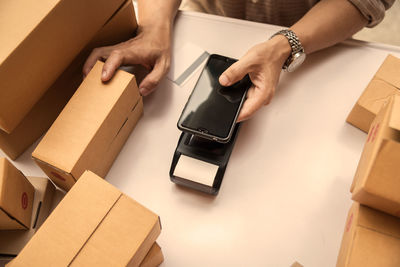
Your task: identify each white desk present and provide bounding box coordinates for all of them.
[3,11,400,267]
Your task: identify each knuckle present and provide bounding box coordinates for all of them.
[110,49,123,58]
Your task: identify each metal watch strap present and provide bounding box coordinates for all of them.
[270,29,304,54]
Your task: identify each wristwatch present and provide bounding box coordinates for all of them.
[270,29,306,72]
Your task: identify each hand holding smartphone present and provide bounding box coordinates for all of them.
[177,54,251,143]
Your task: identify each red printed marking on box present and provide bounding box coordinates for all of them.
[346,213,353,232]
[21,192,28,210]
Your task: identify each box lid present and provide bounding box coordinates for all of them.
[32,61,140,174]
[356,203,400,239]
[10,171,160,266]
[375,54,400,89]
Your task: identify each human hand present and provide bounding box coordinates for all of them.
[219,35,291,122]
[83,25,171,96]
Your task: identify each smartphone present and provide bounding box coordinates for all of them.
[177,54,251,143]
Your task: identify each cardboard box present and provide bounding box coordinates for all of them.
[0,0,137,160]
[0,177,56,259]
[347,54,400,133]
[32,60,142,191]
[4,243,162,267]
[140,243,164,267]
[290,262,304,267]
[336,203,400,267]
[351,95,400,217]
[8,171,161,267]
[0,158,35,230]
[0,0,127,133]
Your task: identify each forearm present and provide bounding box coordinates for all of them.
[138,0,181,32]
[291,0,368,54]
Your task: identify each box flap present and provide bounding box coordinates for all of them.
[10,171,121,266]
[375,54,400,89]
[359,79,399,115]
[70,195,160,266]
[348,227,400,266]
[32,61,137,173]
[357,204,400,240]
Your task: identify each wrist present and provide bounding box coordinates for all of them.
[269,29,306,72]
[266,35,292,65]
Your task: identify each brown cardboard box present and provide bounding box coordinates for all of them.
[140,243,164,267]
[351,95,400,217]
[336,203,400,267]
[290,262,304,267]
[0,158,35,230]
[0,177,56,259]
[0,0,137,160]
[0,0,127,133]
[32,60,143,191]
[347,54,400,133]
[4,243,162,267]
[8,171,161,267]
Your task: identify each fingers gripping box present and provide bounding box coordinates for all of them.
[32,61,143,192]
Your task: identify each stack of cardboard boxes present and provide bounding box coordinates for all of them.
[337,55,400,266]
[7,171,163,267]
[1,1,165,266]
[0,0,138,160]
[0,158,56,259]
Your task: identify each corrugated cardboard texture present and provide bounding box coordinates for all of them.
[32,61,142,191]
[351,95,400,217]
[139,243,164,267]
[0,0,137,160]
[0,0,127,133]
[0,177,55,257]
[0,158,34,230]
[337,203,400,267]
[347,54,400,132]
[9,171,161,267]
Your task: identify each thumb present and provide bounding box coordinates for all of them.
[219,59,249,86]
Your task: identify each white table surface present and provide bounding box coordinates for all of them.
[3,11,400,267]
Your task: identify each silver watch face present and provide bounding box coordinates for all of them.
[287,52,306,72]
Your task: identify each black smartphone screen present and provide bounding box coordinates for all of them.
[178,54,251,141]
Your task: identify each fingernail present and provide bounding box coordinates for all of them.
[102,70,107,79]
[219,75,229,86]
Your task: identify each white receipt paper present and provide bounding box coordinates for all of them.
[167,42,208,85]
[173,155,219,186]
